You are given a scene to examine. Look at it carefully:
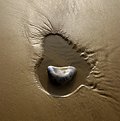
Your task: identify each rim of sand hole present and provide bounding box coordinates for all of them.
[34,33,95,98]
[34,72,94,98]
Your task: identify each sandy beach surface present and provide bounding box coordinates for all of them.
[0,0,120,121]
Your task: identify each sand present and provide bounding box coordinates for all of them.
[0,0,120,121]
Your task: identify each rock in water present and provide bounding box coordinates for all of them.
[47,66,77,85]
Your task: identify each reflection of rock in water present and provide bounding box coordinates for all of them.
[36,34,91,96]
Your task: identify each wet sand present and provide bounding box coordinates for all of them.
[0,0,120,121]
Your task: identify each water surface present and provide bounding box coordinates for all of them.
[36,34,91,96]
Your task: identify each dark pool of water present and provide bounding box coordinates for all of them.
[36,34,91,96]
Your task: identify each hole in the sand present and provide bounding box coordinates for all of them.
[35,34,91,97]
